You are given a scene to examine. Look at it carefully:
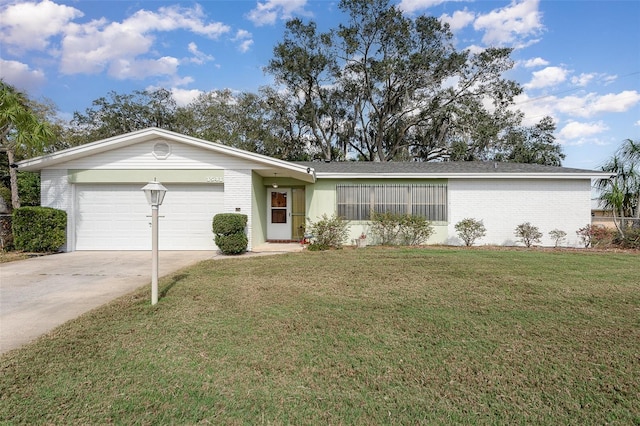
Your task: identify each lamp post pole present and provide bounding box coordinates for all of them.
[142,179,167,306]
[151,203,159,305]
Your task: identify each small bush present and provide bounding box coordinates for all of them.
[614,227,640,249]
[548,229,567,248]
[371,212,433,246]
[593,226,616,248]
[214,233,248,255]
[370,212,402,245]
[12,206,66,252]
[454,218,486,247]
[398,215,434,246]
[576,224,613,248]
[212,213,248,236]
[212,213,248,255]
[307,214,349,250]
[514,222,542,248]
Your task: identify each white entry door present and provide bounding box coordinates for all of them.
[267,188,291,240]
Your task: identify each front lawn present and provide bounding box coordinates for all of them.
[0,251,29,263]
[1,247,638,424]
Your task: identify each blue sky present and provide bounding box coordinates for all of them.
[1,0,638,170]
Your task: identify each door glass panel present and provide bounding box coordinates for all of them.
[271,191,288,224]
[272,209,287,223]
[271,192,287,208]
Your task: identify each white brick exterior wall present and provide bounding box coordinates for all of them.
[448,178,592,247]
[223,169,253,250]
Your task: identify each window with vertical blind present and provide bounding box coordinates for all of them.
[337,184,447,221]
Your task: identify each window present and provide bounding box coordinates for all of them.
[337,184,447,221]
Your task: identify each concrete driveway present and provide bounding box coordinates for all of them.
[0,251,215,355]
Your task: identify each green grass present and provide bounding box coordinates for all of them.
[1,247,639,424]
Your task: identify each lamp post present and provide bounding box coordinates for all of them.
[141,179,167,305]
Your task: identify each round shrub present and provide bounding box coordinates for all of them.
[212,213,248,255]
[212,213,247,236]
[215,233,248,255]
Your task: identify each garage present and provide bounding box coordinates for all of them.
[75,184,224,250]
[17,128,319,252]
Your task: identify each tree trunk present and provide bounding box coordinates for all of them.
[7,148,20,209]
[612,206,625,239]
[634,193,640,230]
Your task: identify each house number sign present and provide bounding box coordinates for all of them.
[206,176,223,183]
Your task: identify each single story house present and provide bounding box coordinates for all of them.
[17,127,612,250]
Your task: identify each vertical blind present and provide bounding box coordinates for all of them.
[337,184,448,221]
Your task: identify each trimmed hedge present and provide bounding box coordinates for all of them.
[13,206,66,252]
[212,213,248,236]
[214,233,248,255]
[212,213,248,255]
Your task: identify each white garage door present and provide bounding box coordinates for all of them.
[75,184,224,250]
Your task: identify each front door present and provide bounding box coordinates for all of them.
[267,188,291,240]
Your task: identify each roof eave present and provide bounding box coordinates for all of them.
[16,128,316,182]
[315,172,614,179]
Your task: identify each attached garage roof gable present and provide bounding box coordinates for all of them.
[17,127,316,183]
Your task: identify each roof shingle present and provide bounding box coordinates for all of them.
[294,161,606,175]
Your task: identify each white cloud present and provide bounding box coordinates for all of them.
[474,0,543,46]
[247,0,310,26]
[0,58,46,90]
[171,88,203,106]
[524,66,568,89]
[522,57,549,68]
[516,90,640,126]
[238,39,254,53]
[0,0,82,53]
[119,5,230,39]
[554,94,589,115]
[109,56,180,80]
[571,72,618,87]
[558,121,608,140]
[187,42,214,64]
[464,44,486,55]
[60,18,152,75]
[171,76,195,87]
[398,0,448,14]
[513,93,558,125]
[591,91,640,114]
[570,73,596,87]
[233,30,254,53]
[554,91,640,118]
[440,9,475,32]
[58,4,230,78]
[635,120,640,127]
